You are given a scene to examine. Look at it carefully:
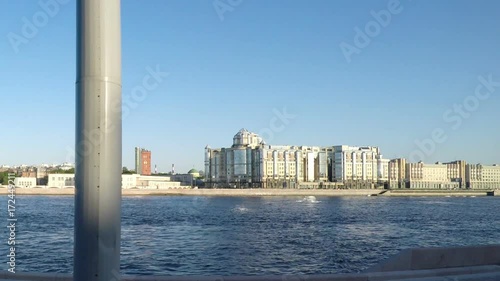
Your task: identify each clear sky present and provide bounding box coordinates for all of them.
[1,0,499,173]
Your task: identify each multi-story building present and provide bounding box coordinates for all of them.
[445,160,467,188]
[260,145,330,188]
[205,129,388,188]
[466,164,500,190]
[332,145,387,184]
[388,158,407,189]
[135,147,141,174]
[205,129,332,188]
[405,162,460,189]
[135,147,151,175]
[36,166,49,185]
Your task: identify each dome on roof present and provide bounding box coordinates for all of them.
[232,129,263,148]
[188,169,198,174]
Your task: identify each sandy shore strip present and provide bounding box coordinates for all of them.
[0,187,495,197]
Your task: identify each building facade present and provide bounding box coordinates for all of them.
[445,160,466,188]
[332,145,387,185]
[205,129,389,188]
[405,162,460,189]
[135,147,151,175]
[388,158,407,189]
[45,174,190,189]
[14,177,37,188]
[170,169,200,186]
[48,174,75,188]
[36,166,49,185]
[466,164,500,189]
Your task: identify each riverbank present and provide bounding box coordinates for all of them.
[0,187,496,197]
[387,189,496,197]
[0,188,379,196]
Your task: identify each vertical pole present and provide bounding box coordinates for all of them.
[75,0,122,280]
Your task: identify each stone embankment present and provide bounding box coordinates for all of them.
[0,187,496,197]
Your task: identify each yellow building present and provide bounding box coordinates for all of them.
[205,129,332,188]
[388,158,406,189]
[466,164,500,190]
[405,162,460,189]
[332,145,386,184]
[204,129,388,188]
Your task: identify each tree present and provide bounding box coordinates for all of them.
[0,172,13,185]
[48,168,75,174]
[0,172,7,185]
[122,167,135,174]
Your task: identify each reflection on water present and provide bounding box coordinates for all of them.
[0,196,499,275]
[296,196,320,203]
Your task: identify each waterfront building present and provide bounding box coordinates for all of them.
[122,174,189,189]
[135,147,151,175]
[332,145,387,186]
[122,174,137,189]
[13,177,37,188]
[204,129,389,188]
[388,158,407,189]
[405,162,460,189]
[170,169,200,186]
[445,160,467,187]
[170,173,195,186]
[466,164,500,189]
[48,174,75,188]
[36,166,49,185]
[136,175,187,189]
[379,158,390,183]
[205,129,332,188]
[45,173,189,189]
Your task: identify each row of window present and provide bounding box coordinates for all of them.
[51,177,74,181]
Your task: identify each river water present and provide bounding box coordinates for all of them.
[1,195,499,275]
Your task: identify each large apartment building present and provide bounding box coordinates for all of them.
[332,145,388,183]
[388,158,407,189]
[466,164,500,189]
[204,129,322,188]
[204,129,388,188]
[406,160,466,189]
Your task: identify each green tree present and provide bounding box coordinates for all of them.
[122,167,135,174]
[0,172,5,185]
[0,172,13,185]
[49,168,75,174]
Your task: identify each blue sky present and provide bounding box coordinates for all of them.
[1,0,499,173]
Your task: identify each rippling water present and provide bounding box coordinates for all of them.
[1,196,499,275]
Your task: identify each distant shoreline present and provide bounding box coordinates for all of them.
[0,187,496,197]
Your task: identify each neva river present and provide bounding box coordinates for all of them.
[1,196,499,275]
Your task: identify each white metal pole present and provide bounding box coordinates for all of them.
[75,0,122,280]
